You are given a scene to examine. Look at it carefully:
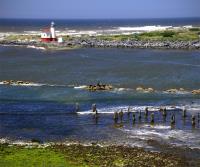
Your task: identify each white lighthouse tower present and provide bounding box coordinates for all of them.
[41,21,57,42]
[50,21,56,39]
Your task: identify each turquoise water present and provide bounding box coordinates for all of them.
[0,46,200,153]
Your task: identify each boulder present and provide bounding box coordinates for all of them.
[165,89,179,93]
[86,84,113,91]
[147,87,154,92]
[3,80,10,84]
[136,87,154,93]
[192,89,200,94]
[16,81,24,84]
[136,87,144,91]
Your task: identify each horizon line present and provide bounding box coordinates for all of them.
[0,16,200,20]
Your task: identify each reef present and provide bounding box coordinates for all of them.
[1,80,33,85]
[85,83,113,91]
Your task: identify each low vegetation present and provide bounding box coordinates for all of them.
[0,143,188,167]
[3,28,200,43]
[0,144,69,167]
[4,34,40,41]
[96,29,200,41]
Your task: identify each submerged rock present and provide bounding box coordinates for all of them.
[136,86,154,93]
[165,88,188,94]
[86,83,113,91]
[192,89,200,94]
[165,89,179,93]
[1,80,31,85]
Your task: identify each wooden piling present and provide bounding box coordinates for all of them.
[119,109,123,122]
[113,112,118,123]
[192,115,196,126]
[132,112,136,123]
[171,114,175,125]
[92,103,97,113]
[138,111,142,120]
[182,108,187,118]
[162,108,167,118]
[127,106,131,117]
[75,103,80,112]
[145,107,148,118]
[150,113,154,124]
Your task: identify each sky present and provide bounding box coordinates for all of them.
[0,0,200,19]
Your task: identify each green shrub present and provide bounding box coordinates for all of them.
[161,31,175,37]
[189,28,200,31]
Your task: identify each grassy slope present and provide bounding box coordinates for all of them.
[0,144,188,167]
[96,28,200,41]
[0,144,78,167]
[3,28,200,43]
[4,35,40,41]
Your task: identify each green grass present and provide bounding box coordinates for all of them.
[96,29,200,41]
[0,144,72,167]
[2,28,200,43]
[4,35,40,41]
[0,143,188,167]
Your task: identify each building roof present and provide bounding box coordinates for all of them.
[42,27,50,33]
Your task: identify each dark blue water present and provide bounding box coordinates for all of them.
[0,46,200,151]
[0,18,200,32]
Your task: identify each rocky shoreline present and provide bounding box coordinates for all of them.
[0,38,200,50]
[0,142,190,167]
[1,80,200,94]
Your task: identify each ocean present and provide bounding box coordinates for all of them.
[0,18,200,35]
[0,18,200,156]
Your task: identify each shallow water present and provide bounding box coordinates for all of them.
[0,46,200,154]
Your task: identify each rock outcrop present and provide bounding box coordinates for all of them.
[86,83,113,91]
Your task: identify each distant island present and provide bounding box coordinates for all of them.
[0,25,200,50]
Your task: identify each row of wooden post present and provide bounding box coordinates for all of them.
[75,103,200,127]
[114,107,199,127]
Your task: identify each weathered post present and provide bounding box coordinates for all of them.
[92,103,97,113]
[162,108,167,118]
[92,104,98,121]
[171,114,175,125]
[127,106,131,117]
[145,107,148,118]
[113,112,119,123]
[132,112,136,123]
[182,108,187,118]
[75,103,80,112]
[192,115,196,127]
[119,109,123,122]
[138,110,142,121]
[150,113,154,124]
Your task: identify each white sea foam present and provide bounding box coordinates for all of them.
[76,103,200,115]
[0,82,44,87]
[23,31,40,35]
[118,26,173,32]
[0,81,63,87]
[143,125,171,130]
[122,125,200,149]
[77,105,182,115]
[74,85,88,89]
[27,45,46,50]
[13,83,45,87]
[62,30,97,36]
[0,25,196,38]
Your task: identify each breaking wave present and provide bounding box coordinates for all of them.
[122,126,200,149]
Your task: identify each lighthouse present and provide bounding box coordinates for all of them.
[41,21,57,42]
